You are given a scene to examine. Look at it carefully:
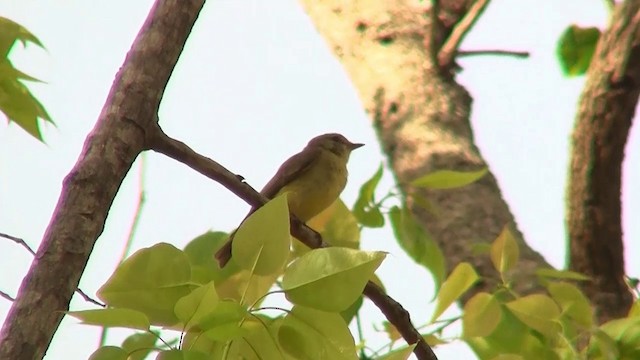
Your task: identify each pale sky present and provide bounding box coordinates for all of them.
[1,1,636,359]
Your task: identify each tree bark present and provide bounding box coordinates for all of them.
[568,0,639,323]
[0,1,204,358]
[298,1,549,297]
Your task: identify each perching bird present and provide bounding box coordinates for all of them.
[215,133,363,268]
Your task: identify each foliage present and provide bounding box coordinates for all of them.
[66,167,640,359]
[0,17,53,141]
[557,25,601,77]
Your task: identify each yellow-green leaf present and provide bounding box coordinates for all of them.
[89,346,128,360]
[174,282,219,330]
[278,306,357,360]
[490,226,519,274]
[68,308,150,331]
[505,294,562,338]
[97,243,193,326]
[283,247,385,311]
[547,281,593,328]
[411,168,488,190]
[352,164,385,228]
[233,193,290,276]
[431,262,479,322]
[389,206,446,295]
[463,292,502,337]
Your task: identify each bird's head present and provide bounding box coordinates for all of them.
[307,133,364,158]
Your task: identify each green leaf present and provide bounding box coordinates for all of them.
[282,247,386,311]
[352,164,385,227]
[411,168,488,190]
[463,292,502,337]
[505,294,562,338]
[0,17,44,56]
[67,308,150,330]
[184,231,236,284]
[547,282,593,328]
[307,199,360,249]
[89,346,128,360]
[174,281,219,330]
[374,344,416,360]
[278,306,357,360]
[232,193,290,275]
[339,296,363,325]
[467,306,563,359]
[97,243,193,326]
[156,350,208,360]
[431,262,479,322]
[199,300,248,341]
[535,268,590,281]
[230,316,286,359]
[557,25,600,77]
[490,226,519,275]
[121,332,158,360]
[388,206,446,295]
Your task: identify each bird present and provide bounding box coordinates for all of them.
[215,133,364,268]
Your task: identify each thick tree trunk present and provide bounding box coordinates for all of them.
[0,1,204,358]
[567,0,638,323]
[299,1,549,297]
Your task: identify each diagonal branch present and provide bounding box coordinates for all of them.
[437,0,491,68]
[147,126,438,360]
[0,1,205,358]
[568,0,640,323]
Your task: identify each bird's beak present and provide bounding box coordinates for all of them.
[349,142,364,150]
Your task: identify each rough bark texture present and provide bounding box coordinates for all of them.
[568,0,639,323]
[298,1,549,297]
[0,1,204,358]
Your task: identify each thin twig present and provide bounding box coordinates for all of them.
[438,0,491,67]
[147,125,438,360]
[0,232,36,256]
[0,232,106,307]
[0,290,15,302]
[457,49,530,58]
[75,289,105,307]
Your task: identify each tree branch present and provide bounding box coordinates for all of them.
[147,126,438,360]
[568,0,639,323]
[457,49,530,58]
[437,0,491,68]
[0,1,204,358]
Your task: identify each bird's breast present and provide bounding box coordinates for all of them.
[282,152,348,222]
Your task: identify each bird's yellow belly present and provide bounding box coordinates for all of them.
[279,155,348,222]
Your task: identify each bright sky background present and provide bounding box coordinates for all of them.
[1,1,637,359]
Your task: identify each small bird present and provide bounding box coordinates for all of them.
[215,133,364,268]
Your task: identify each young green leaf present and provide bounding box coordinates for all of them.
[505,294,562,338]
[97,243,193,326]
[352,164,385,227]
[411,168,488,190]
[174,281,219,330]
[67,308,150,331]
[88,346,128,360]
[278,306,357,360]
[232,193,291,276]
[389,206,446,295]
[557,25,600,77]
[282,247,386,311]
[547,282,593,328]
[463,292,501,337]
[431,262,479,322]
[121,332,158,360]
[490,226,520,275]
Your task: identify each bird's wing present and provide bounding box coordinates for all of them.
[260,147,320,199]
